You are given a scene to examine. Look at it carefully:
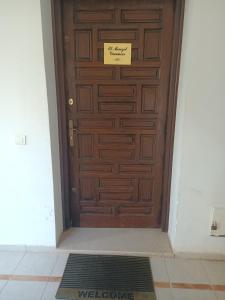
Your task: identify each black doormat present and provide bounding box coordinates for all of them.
[56,254,156,300]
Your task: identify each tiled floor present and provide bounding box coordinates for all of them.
[0,251,225,299]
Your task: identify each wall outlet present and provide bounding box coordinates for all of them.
[211,207,225,237]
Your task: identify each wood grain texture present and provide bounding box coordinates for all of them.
[62,0,174,228]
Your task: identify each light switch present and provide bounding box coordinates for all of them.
[15,135,27,145]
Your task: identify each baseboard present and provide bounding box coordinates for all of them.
[174,251,225,261]
[0,244,56,253]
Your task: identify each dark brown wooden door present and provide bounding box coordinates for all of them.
[62,0,174,228]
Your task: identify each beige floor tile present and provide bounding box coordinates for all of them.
[41,282,67,300]
[172,288,217,300]
[0,281,7,293]
[155,288,174,300]
[150,257,170,282]
[216,291,225,300]
[14,252,58,276]
[156,234,173,254]
[0,252,24,275]
[202,260,225,285]
[165,258,210,284]
[51,253,68,276]
[0,281,46,300]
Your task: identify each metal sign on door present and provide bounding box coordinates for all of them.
[104,43,132,65]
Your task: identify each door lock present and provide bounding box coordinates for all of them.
[68,98,74,106]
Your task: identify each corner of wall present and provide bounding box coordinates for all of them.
[40,0,64,245]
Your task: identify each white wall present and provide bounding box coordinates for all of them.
[0,0,62,246]
[1,0,225,254]
[169,0,225,255]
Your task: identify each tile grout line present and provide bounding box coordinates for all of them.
[1,275,225,292]
[39,252,60,300]
[49,253,60,276]
[200,259,219,300]
[12,251,27,275]
[0,251,27,296]
[39,281,50,300]
[0,280,8,296]
[163,257,173,289]
[0,275,62,282]
[155,257,175,299]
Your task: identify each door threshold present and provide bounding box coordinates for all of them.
[57,228,173,257]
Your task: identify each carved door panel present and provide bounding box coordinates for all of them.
[63,0,174,227]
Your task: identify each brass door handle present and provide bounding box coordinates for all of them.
[68,120,74,147]
[68,120,80,147]
[73,128,79,134]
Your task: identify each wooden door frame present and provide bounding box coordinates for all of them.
[51,0,185,231]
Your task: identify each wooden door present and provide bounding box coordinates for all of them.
[62,0,174,227]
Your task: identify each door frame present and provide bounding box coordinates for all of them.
[51,0,185,231]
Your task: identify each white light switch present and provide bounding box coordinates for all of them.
[15,135,27,145]
[211,207,225,237]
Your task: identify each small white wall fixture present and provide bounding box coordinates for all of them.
[211,208,225,237]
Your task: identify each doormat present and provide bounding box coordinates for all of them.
[56,254,156,300]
